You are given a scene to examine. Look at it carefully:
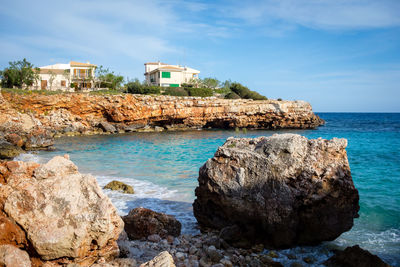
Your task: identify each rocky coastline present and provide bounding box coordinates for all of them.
[0,90,324,158]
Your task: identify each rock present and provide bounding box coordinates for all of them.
[147,234,161,243]
[24,128,54,150]
[140,251,175,267]
[104,180,134,194]
[0,156,124,265]
[0,244,31,267]
[324,245,391,267]
[175,252,185,261]
[98,121,117,133]
[193,134,360,248]
[0,141,23,159]
[123,208,181,240]
[268,251,279,258]
[207,246,223,263]
[4,133,24,148]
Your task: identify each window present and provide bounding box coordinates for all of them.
[61,80,66,87]
[162,72,171,78]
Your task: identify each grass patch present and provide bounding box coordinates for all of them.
[1,88,67,95]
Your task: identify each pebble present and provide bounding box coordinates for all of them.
[147,234,161,242]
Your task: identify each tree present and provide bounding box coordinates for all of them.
[48,70,56,90]
[200,77,220,89]
[230,82,268,100]
[63,69,71,88]
[0,58,37,88]
[95,66,124,90]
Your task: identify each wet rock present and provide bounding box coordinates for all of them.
[4,133,24,148]
[0,156,124,265]
[123,208,181,240]
[324,245,391,267]
[24,128,54,150]
[0,141,23,159]
[147,234,161,243]
[104,180,134,194]
[193,134,360,248]
[0,244,31,267]
[98,121,117,133]
[207,246,223,263]
[140,251,175,267]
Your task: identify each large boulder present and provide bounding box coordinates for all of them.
[193,134,359,248]
[140,251,175,267]
[324,245,391,267]
[0,155,124,265]
[104,180,134,194]
[122,208,181,240]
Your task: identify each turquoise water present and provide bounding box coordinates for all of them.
[18,113,400,266]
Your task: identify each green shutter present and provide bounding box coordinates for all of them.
[170,84,179,87]
[162,72,171,78]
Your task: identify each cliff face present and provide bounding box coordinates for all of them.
[0,92,323,137]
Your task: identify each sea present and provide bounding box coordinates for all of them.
[15,113,400,266]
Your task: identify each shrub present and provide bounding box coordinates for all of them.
[126,82,160,95]
[224,92,241,99]
[186,87,213,97]
[163,87,189,96]
[245,91,268,100]
[277,98,282,101]
[229,82,267,100]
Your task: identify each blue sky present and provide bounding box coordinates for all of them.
[1,0,399,112]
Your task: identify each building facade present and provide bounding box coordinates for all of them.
[35,61,96,91]
[144,62,200,87]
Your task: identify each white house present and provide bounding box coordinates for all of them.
[35,61,97,91]
[144,62,200,87]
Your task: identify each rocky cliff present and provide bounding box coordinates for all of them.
[1,91,323,135]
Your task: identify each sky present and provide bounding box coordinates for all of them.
[0,0,399,112]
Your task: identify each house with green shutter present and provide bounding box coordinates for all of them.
[144,62,200,87]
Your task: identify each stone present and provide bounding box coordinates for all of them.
[4,133,24,148]
[147,234,161,243]
[207,246,223,263]
[193,134,359,248]
[104,180,135,194]
[140,251,176,267]
[0,156,124,264]
[123,208,181,240]
[98,121,117,133]
[0,141,23,159]
[24,128,54,150]
[175,252,185,261]
[0,244,31,267]
[324,245,391,267]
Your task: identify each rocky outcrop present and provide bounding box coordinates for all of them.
[0,155,124,265]
[324,245,391,267]
[0,92,323,138]
[193,134,360,248]
[123,208,181,240]
[104,180,134,194]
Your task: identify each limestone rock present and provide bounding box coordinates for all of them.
[324,245,391,267]
[0,141,23,159]
[140,251,175,267]
[0,244,31,267]
[104,180,134,194]
[123,208,181,240]
[98,122,117,133]
[193,134,359,248]
[0,156,124,264]
[4,133,24,148]
[24,128,54,150]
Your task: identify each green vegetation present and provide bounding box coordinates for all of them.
[0,59,39,88]
[96,65,124,90]
[126,79,160,95]
[228,82,268,100]
[185,87,213,97]
[1,88,67,95]
[163,87,189,96]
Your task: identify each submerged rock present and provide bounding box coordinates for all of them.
[104,180,135,194]
[0,140,23,159]
[0,155,124,265]
[123,208,181,240]
[324,245,391,267]
[193,134,360,248]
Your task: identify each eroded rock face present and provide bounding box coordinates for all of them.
[193,134,360,248]
[0,156,124,265]
[123,208,181,240]
[0,140,23,159]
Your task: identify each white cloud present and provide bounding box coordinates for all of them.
[224,0,400,30]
